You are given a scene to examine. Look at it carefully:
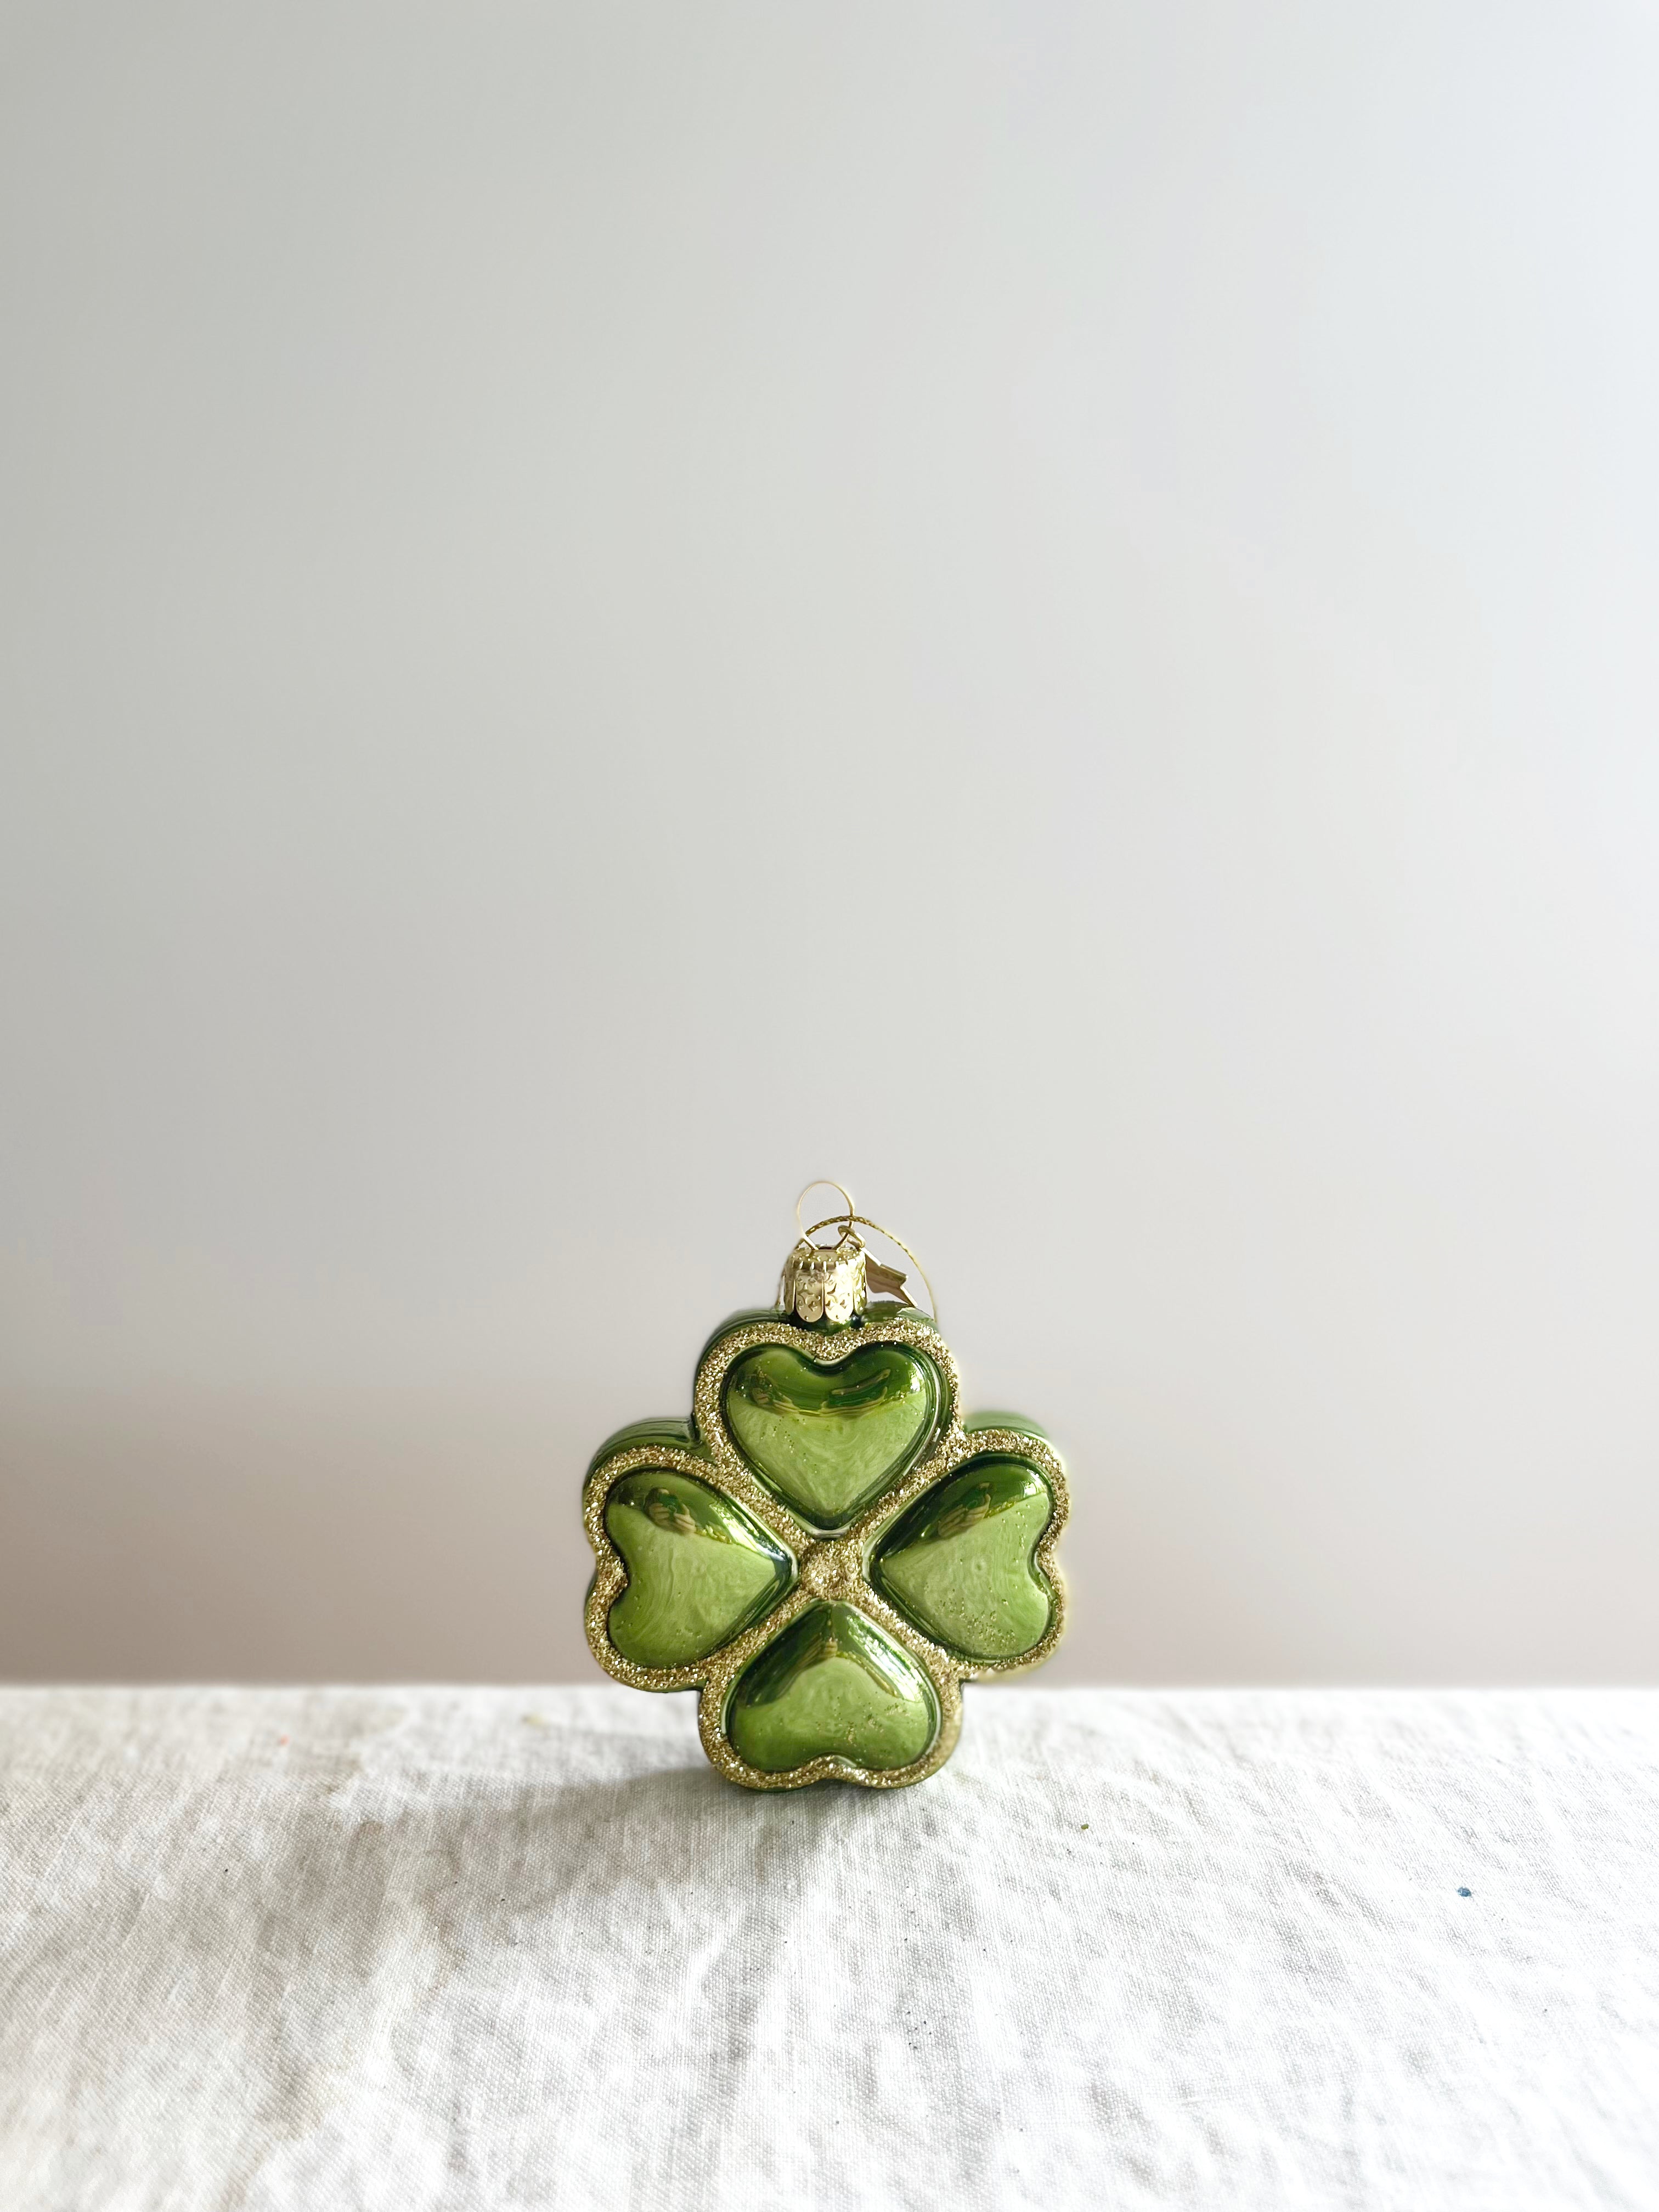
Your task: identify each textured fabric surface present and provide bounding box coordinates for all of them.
[1,1686,1655,2211]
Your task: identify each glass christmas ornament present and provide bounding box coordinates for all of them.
[581,1183,1069,1789]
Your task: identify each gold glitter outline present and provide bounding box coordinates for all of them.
[582,1310,1069,1790]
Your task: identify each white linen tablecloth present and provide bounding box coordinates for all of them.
[1,1685,1655,2211]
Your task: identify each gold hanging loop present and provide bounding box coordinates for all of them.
[793,1179,856,1248]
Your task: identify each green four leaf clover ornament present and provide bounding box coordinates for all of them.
[582,1186,1069,1789]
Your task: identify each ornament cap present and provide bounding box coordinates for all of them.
[778,1180,936,1325]
[780,1229,866,1325]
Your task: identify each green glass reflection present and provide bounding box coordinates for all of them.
[605,1470,794,1669]
[726,1602,938,1773]
[872,1455,1055,1661]
[724,1345,938,1530]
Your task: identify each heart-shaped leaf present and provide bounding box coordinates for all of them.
[723,1344,938,1529]
[872,1455,1056,1660]
[726,1602,938,1773]
[605,1470,794,1669]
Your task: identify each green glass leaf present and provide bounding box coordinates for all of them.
[963,1409,1053,1444]
[723,1344,938,1529]
[587,1417,697,1473]
[726,1602,938,1773]
[605,1470,794,1669]
[872,1455,1056,1661]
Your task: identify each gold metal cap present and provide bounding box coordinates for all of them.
[780,1230,867,1324]
[777,1179,937,1327]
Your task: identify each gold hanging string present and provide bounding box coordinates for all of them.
[793,1179,856,1247]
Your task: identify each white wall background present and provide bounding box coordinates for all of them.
[3,0,1658,1685]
